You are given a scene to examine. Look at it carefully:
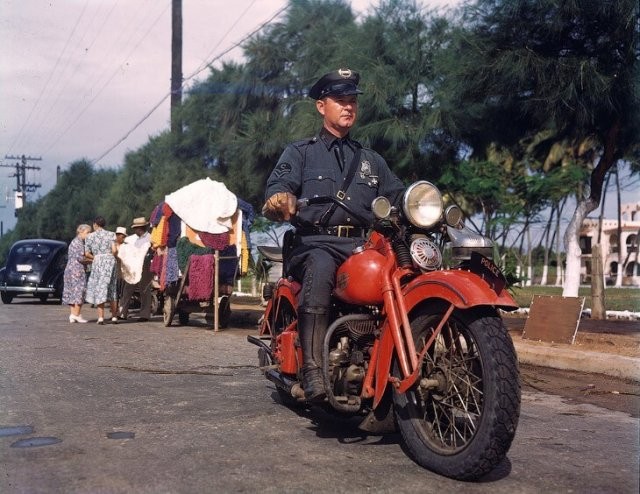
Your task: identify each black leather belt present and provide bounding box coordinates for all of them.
[296,225,367,238]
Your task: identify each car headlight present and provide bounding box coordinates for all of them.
[402,181,443,228]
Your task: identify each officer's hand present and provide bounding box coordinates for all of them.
[262,192,297,222]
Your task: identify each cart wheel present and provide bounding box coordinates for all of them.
[218,295,231,328]
[150,292,159,316]
[163,296,175,327]
[178,310,189,326]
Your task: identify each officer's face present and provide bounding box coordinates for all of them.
[316,95,358,137]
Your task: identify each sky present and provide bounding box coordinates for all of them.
[0,0,636,236]
[0,0,458,233]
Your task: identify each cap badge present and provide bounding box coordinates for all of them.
[338,68,352,78]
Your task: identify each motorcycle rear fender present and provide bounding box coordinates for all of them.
[401,270,518,313]
[259,278,301,336]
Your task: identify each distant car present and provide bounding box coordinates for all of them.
[0,239,68,304]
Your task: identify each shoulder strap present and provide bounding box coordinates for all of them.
[318,147,361,226]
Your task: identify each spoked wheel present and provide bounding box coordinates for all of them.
[150,292,159,316]
[393,306,520,480]
[163,296,175,327]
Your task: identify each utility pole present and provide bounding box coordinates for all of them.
[170,0,183,136]
[1,154,42,216]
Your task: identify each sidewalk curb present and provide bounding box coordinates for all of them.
[514,340,640,381]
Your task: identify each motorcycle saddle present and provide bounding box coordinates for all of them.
[257,245,283,263]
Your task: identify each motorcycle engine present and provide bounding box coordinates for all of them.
[327,317,377,402]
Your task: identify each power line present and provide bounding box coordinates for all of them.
[91,4,288,165]
[0,155,42,214]
[40,0,165,150]
[20,0,126,153]
[7,0,90,155]
[44,2,172,157]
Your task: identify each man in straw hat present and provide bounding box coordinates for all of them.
[117,217,154,322]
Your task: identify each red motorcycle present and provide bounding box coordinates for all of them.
[248,181,520,480]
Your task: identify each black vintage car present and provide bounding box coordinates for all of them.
[0,239,68,304]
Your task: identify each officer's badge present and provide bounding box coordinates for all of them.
[360,160,371,178]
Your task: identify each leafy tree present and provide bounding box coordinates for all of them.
[433,0,639,295]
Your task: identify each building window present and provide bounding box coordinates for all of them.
[626,261,638,277]
[580,236,592,254]
[626,234,638,253]
[610,262,618,275]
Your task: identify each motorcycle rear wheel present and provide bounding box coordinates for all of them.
[393,306,520,480]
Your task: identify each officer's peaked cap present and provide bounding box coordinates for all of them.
[308,68,363,100]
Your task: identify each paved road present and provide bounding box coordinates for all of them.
[1,300,638,493]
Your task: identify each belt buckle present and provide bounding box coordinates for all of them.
[337,225,354,237]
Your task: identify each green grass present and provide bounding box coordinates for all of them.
[511,285,640,312]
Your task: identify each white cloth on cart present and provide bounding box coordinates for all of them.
[165,178,237,234]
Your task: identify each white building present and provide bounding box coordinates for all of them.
[580,202,640,286]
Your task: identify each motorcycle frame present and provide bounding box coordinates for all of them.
[260,230,518,410]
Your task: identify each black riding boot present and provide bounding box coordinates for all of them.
[298,310,328,401]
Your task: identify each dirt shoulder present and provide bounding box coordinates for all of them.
[503,315,640,358]
[520,364,640,418]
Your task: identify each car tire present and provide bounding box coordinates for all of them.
[1,292,14,304]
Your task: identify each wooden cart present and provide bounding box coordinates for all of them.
[162,250,237,331]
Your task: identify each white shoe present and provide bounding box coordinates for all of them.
[111,317,118,324]
[97,318,104,325]
[69,314,88,323]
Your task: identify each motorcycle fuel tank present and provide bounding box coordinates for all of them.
[334,248,386,305]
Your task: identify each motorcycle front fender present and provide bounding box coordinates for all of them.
[372,270,517,408]
[401,269,518,313]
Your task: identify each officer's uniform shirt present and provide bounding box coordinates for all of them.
[265,127,405,227]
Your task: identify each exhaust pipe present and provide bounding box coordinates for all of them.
[248,335,304,400]
[265,368,305,401]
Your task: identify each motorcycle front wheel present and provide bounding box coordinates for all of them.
[393,306,520,481]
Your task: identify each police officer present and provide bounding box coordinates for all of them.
[263,68,404,401]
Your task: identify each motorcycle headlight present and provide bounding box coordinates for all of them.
[444,205,463,227]
[371,196,392,219]
[402,181,443,228]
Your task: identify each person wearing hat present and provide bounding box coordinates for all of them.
[114,226,127,250]
[262,68,405,401]
[113,227,128,302]
[117,217,154,322]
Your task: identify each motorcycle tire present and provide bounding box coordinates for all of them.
[393,306,520,481]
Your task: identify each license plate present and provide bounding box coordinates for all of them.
[470,252,506,294]
[16,264,32,272]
